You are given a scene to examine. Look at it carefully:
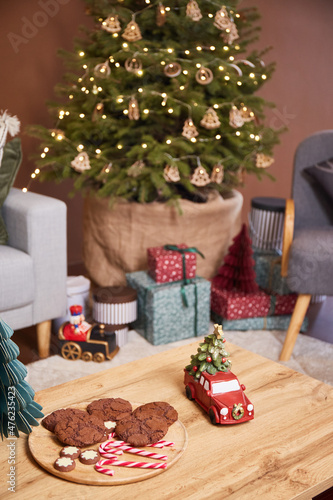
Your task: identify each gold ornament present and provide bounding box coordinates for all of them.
[128,97,140,120]
[122,20,142,42]
[214,7,232,30]
[256,153,274,169]
[125,57,142,73]
[195,67,213,85]
[191,165,211,187]
[163,164,181,182]
[71,152,91,173]
[200,108,221,129]
[156,3,167,26]
[211,164,224,184]
[127,160,145,177]
[229,107,245,128]
[222,22,239,44]
[182,118,199,139]
[213,323,223,339]
[164,62,182,77]
[240,106,255,122]
[94,60,111,78]
[92,102,104,121]
[186,0,202,21]
[101,15,121,33]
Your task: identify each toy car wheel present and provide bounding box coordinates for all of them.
[61,342,82,360]
[209,408,218,425]
[93,352,105,363]
[81,351,93,362]
[185,386,193,401]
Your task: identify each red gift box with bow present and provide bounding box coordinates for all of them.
[147,244,202,284]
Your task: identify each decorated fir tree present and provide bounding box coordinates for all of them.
[212,223,258,292]
[28,0,282,205]
[185,324,231,378]
[0,318,44,439]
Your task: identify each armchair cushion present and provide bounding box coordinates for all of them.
[286,227,333,295]
[304,158,333,203]
[0,246,34,310]
[0,138,22,244]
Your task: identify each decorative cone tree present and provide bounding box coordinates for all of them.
[0,318,44,439]
[212,223,258,292]
[185,324,231,378]
[28,0,282,205]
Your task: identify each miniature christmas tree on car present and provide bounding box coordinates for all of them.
[0,318,44,439]
[184,324,254,424]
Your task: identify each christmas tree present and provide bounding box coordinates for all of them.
[0,318,44,439]
[28,0,281,205]
[212,223,258,292]
[185,324,231,378]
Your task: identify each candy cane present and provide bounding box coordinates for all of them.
[99,442,123,456]
[149,440,175,448]
[97,458,167,470]
[95,463,115,476]
[101,445,167,461]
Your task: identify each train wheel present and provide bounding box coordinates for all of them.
[61,342,82,360]
[81,351,93,362]
[93,352,105,363]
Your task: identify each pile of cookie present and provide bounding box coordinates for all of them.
[41,397,178,474]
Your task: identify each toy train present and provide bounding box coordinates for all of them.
[58,305,119,362]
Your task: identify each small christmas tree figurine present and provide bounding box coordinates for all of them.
[213,224,258,292]
[0,318,44,439]
[185,324,231,378]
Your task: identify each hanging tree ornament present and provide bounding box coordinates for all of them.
[191,163,211,187]
[128,97,140,120]
[122,19,142,42]
[163,164,181,182]
[125,56,142,73]
[256,153,274,169]
[200,107,221,129]
[71,152,91,173]
[240,105,255,122]
[127,160,145,177]
[92,102,104,121]
[94,60,111,78]
[211,164,224,184]
[195,67,213,85]
[164,62,182,78]
[222,22,239,44]
[101,14,121,33]
[156,3,167,26]
[229,106,245,128]
[186,0,202,21]
[214,7,232,30]
[182,118,199,139]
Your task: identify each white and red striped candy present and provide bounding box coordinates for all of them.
[101,444,167,461]
[97,458,167,470]
[95,463,115,476]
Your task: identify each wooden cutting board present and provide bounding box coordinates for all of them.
[28,401,188,485]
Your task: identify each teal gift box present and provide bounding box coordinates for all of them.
[126,271,211,345]
[211,311,308,332]
[253,249,292,295]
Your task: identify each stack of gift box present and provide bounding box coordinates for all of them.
[126,244,211,345]
[211,224,308,331]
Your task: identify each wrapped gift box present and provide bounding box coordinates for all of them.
[211,284,298,320]
[253,249,292,295]
[147,244,197,284]
[211,311,308,332]
[126,271,210,345]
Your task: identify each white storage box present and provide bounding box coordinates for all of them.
[249,197,285,252]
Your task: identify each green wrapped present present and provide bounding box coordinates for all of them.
[253,249,292,295]
[126,271,211,345]
[211,311,308,332]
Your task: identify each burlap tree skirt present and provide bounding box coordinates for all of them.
[83,190,243,286]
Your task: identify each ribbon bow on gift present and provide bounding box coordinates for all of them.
[163,245,204,307]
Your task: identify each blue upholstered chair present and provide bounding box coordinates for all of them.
[0,188,67,358]
[279,130,333,360]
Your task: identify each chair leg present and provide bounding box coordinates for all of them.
[36,320,52,359]
[279,294,311,361]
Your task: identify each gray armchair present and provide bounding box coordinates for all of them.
[279,130,333,360]
[0,188,67,358]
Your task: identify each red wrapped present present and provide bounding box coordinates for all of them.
[271,293,298,315]
[211,284,271,320]
[147,244,203,284]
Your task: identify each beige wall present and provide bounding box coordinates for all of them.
[0,0,332,265]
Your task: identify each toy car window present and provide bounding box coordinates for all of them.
[211,380,240,395]
[204,381,209,391]
[200,376,204,385]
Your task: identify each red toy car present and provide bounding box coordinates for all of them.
[184,369,254,424]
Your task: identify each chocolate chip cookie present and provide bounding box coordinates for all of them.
[115,414,168,447]
[42,408,87,432]
[87,398,132,422]
[133,402,178,427]
[54,413,107,447]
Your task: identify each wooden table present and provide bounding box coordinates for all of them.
[1,342,333,500]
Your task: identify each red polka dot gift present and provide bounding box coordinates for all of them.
[147,244,204,284]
